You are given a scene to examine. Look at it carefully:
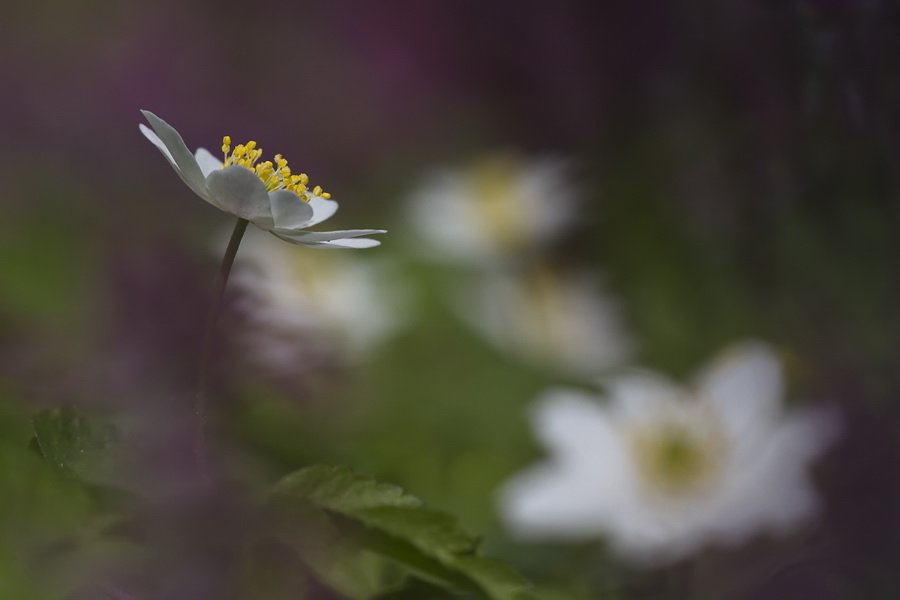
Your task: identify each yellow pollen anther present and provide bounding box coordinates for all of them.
[219,136,331,201]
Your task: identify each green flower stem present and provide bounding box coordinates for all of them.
[195,217,249,478]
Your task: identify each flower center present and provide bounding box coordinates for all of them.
[470,156,529,249]
[221,137,331,201]
[629,415,724,497]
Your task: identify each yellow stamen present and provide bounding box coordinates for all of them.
[219,137,331,202]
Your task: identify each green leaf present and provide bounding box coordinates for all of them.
[450,556,536,600]
[30,406,136,510]
[32,406,119,478]
[274,464,423,513]
[372,577,462,599]
[269,465,539,600]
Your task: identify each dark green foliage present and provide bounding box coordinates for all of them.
[270,465,539,600]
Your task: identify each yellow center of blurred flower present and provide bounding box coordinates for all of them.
[221,136,331,201]
[281,251,351,346]
[630,415,723,497]
[286,250,333,311]
[471,156,528,249]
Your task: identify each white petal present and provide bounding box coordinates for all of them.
[270,229,387,243]
[523,158,580,241]
[499,464,611,540]
[274,229,387,242]
[529,272,634,374]
[606,371,684,425]
[139,124,174,163]
[530,389,619,464]
[696,341,783,440]
[305,196,339,226]
[500,391,632,539]
[703,408,837,542]
[205,165,275,229]
[270,191,314,229]
[140,111,207,199]
[407,172,496,261]
[271,234,383,249]
[195,147,223,177]
[140,124,211,206]
[310,238,383,249]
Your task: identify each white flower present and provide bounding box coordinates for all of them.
[231,228,407,363]
[139,110,385,248]
[499,341,838,566]
[457,267,633,376]
[408,154,579,264]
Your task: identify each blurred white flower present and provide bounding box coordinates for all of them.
[458,267,633,375]
[499,341,837,565]
[231,229,406,366]
[408,154,579,264]
[140,110,384,248]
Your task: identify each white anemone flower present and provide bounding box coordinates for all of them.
[139,110,384,248]
[408,154,579,264]
[231,228,407,363]
[458,267,633,376]
[499,341,838,566]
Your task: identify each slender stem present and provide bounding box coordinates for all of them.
[195,217,249,478]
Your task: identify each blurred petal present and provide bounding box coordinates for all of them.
[708,408,839,541]
[500,464,610,540]
[232,232,406,366]
[408,155,581,264]
[205,165,275,229]
[697,341,783,439]
[607,371,684,424]
[500,391,630,539]
[459,269,633,375]
[530,388,619,463]
[501,342,837,565]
